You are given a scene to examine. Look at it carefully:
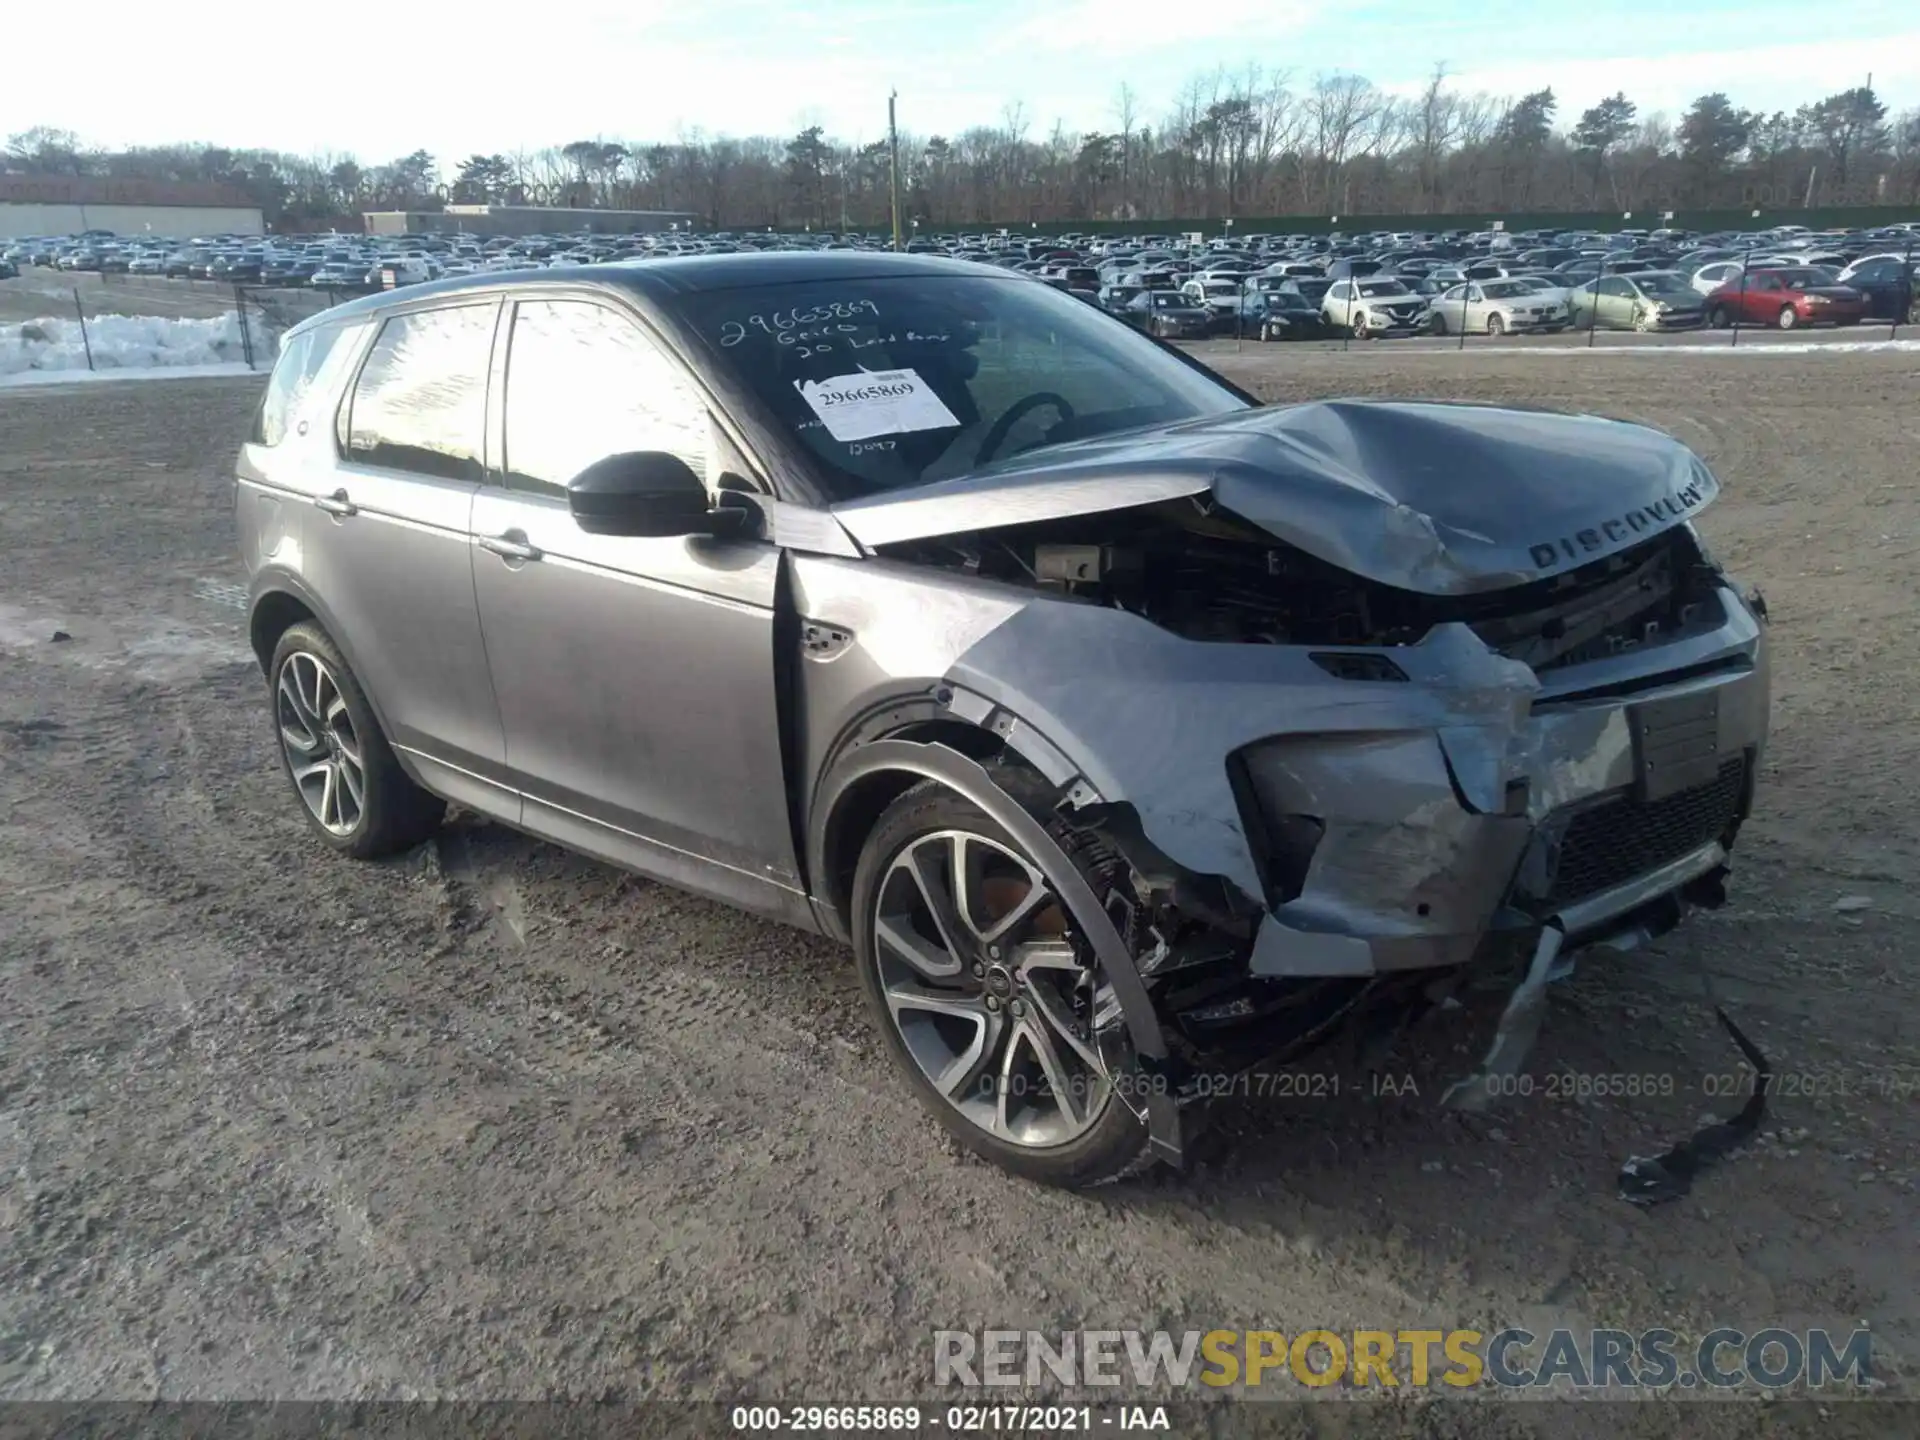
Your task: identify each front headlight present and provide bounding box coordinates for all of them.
[1806,294,1830,304]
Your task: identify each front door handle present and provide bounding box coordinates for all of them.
[313,488,357,517]
[478,531,542,563]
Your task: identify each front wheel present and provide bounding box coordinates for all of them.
[1349,311,1370,338]
[1777,306,1798,330]
[269,622,444,858]
[851,782,1150,1187]
[1485,312,1505,337]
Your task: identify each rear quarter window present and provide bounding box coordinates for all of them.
[251,324,348,447]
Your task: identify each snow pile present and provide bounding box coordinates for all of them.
[0,311,271,377]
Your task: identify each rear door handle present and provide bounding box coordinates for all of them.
[478,532,542,563]
[313,488,356,517]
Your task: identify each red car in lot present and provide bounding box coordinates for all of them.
[1704,267,1867,330]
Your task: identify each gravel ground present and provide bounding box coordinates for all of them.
[1,352,1916,1435]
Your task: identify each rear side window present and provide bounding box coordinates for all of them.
[343,304,496,481]
[252,324,346,446]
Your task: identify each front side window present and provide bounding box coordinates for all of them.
[344,304,496,481]
[684,274,1243,500]
[501,299,709,498]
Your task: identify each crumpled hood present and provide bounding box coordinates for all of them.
[831,399,1719,595]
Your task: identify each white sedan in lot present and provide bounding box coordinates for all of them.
[1425,278,1569,335]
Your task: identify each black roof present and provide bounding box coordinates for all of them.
[290,251,1014,338]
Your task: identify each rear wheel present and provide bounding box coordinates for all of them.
[1707,304,1731,329]
[1429,311,1448,336]
[268,622,444,858]
[851,782,1150,1187]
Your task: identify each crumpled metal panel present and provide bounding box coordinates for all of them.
[947,610,1539,901]
[941,588,1768,978]
[831,399,1719,596]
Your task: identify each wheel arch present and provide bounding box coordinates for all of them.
[809,711,1009,944]
[814,736,1180,1161]
[249,588,315,674]
[247,571,405,766]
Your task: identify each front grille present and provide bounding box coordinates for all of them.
[1546,758,1747,907]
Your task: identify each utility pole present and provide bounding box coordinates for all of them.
[888,90,903,252]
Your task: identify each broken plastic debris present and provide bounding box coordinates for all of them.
[1617,1006,1769,1206]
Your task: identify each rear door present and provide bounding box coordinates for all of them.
[1742,271,1783,322]
[1596,276,1636,327]
[469,293,802,916]
[309,300,511,813]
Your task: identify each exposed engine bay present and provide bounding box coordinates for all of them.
[883,498,1728,673]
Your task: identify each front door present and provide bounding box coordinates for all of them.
[470,295,802,918]
[307,301,510,814]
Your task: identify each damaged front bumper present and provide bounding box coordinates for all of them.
[941,580,1769,1161]
[1242,601,1768,981]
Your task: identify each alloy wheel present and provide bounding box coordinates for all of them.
[276,650,365,836]
[871,829,1117,1148]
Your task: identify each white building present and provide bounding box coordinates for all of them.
[0,177,264,239]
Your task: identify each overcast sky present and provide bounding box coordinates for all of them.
[6,0,1915,164]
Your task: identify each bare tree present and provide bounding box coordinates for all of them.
[1112,82,1140,214]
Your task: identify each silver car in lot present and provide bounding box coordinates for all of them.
[1568,271,1708,331]
[238,253,1770,1186]
[1426,278,1570,335]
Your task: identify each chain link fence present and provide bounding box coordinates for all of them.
[8,271,356,376]
[15,247,1916,382]
[232,284,354,369]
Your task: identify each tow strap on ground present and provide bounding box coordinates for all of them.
[1617,1000,1770,1206]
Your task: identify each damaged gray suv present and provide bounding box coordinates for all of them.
[238,253,1770,1186]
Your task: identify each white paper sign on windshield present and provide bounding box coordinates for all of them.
[795,368,961,443]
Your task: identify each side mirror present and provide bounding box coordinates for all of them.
[566,452,742,539]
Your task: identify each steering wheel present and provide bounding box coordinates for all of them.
[975,392,1075,466]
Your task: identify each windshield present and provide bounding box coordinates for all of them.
[1481,280,1531,298]
[1633,273,1695,298]
[685,275,1244,499]
[1356,280,1412,297]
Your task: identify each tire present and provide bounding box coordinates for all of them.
[851,781,1151,1187]
[1777,306,1797,330]
[1486,312,1505,337]
[1429,312,1448,336]
[1349,311,1369,338]
[268,621,444,859]
[1708,305,1730,329]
